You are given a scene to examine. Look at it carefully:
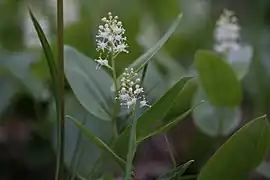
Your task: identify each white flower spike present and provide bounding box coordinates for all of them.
[116,68,150,109]
[95,12,129,70]
[214,9,241,55]
[96,12,129,55]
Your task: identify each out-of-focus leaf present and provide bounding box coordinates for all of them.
[256,161,270,178]
[192,87,241,137]
[67,116,126,170]
[113,77,192,158]
[64,46,113,121]
[157,160,194,180]
[228,45,253,80]
[0,77,17,116]
[195,50,242,107]
[1,50,48,100]
[137,14,186,83]
[130,13,183,72]
[198,116,270,180]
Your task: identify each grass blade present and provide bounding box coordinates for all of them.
[29,8,64,180]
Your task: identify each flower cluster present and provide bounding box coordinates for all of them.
[116,68,150,109]
[94,12,129,69]
[214,9,241,54]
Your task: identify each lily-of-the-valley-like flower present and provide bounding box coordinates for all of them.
[214,9,241,55]
[95,12,129,69]
[116,68,150,109]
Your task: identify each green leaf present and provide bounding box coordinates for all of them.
[50,95,114,177]
[29,9,59,103]
[67,115,126,170]
[157,160,194,180]
[131,13,182,72]
[0,50,48,100]
[198,115,270,180]
[115,13,183,88]
[136,77,192,140]
[194,50,242,107]
[113,77,192,158]
[64,46,113,121]
[192,87,241,137]
[164,78,198,121]
[147,101,203,142]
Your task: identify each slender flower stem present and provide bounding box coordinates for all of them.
[111,55,119,137]
[55,0,65,179]
[124,105,137,180]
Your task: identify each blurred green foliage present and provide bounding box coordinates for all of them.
[0,0,270,179]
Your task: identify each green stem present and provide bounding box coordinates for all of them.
[124,105,137,180]
[55,0,65,179]
[111,55,119,137]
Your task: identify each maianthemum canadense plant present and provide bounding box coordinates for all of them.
[29,4,270,180]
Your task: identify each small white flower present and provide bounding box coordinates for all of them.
[116,68,150,109]
[96,12,129,55]
[140,98,151,108]
[214,9,241,55]
[94,57,111,69]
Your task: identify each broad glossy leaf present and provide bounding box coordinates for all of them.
[64,46,113,121]
[195,50,242,107]
[198,116,270,180]
[113,77,192,158]
[157,160,194,180]
[192,87,241,137]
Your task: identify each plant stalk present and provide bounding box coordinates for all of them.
[111,55,119,137]
[55,0,65,179]
[124,105,137,180]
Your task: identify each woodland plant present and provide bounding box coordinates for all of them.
[29,3,270,180]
